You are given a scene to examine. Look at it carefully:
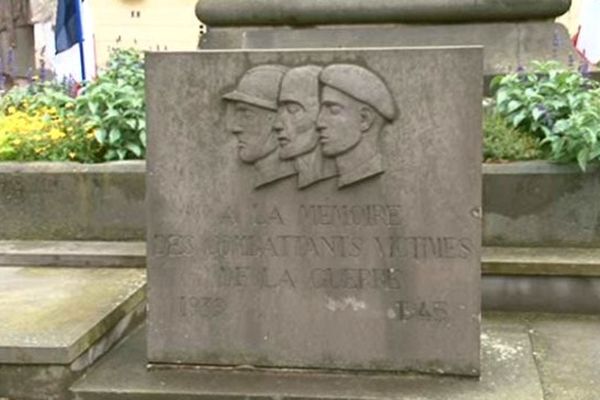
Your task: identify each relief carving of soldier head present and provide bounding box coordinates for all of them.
[222,65,288,163]
[317,64,397,188]
[273,65,322,159]
[222,65,296,188]
[273,65,336,189]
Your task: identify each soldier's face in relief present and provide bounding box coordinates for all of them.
[273,76,320,160]
[225,101,277,163]
[316,86,363,157]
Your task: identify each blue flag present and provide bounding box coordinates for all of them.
[55,0,83,54]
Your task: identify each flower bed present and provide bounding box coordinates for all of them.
[0,48,145,163]
[486,61,600,169]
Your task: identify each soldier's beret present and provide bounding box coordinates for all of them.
[319,64,397,121]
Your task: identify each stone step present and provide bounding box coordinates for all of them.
[0,240,145,268]
[482,246,600,276]
[70,313,600,400]
[2,241,600,277]
[0,267,147,400]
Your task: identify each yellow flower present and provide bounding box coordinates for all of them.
[86,132,95,140]
[7,106,16,114]
[69,152,76,159]
[34,148,43,154]
[49,129,66,141]
[13,139,21,146]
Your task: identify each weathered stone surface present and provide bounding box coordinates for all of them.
[1,363,79,400]
[196,0,571,26]
[146,48,482,375]
[528,314,600,400]
[0,161,145,241]
[0,240,146,268]
[72,316,544,400]
[199,22,578,76]
[0,302,146,400]
[483,161,600,248]
[0,267,146,364]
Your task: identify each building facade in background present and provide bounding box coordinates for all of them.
[3,0,202,81]
[0,0,595,82]
[89,0,200,67]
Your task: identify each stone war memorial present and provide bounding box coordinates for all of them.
[146,47,483,376]
[7,1,600,399]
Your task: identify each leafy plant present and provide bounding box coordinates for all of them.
[483,112,544,162]
[75,48,146,161]
[491,61,600,170]
[544,91,600,168]
[0,78,76,120]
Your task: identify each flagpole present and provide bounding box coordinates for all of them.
[74,0,86,81]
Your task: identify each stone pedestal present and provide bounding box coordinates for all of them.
[195,0,579,76]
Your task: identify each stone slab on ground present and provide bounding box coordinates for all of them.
[528,314,600,400]
[0,302,145,400]
[72,314,544,400]
[0,240,146,268]
[0,267,146,364]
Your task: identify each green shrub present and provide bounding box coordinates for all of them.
[0,48,145,163]
[491,61,600,170]
[483,112,544,162]
[76,48,146,161]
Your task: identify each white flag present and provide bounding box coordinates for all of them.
[575,0,600,64]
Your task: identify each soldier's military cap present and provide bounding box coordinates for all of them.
[223,65,289,111]
[319,64,397,121]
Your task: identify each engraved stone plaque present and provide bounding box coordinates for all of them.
[146,47,482,376]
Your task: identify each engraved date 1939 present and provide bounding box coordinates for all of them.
[179,296,226,318]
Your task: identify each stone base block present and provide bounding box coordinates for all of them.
[72,318,544,400]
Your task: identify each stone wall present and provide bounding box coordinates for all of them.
[1,160,598,247]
